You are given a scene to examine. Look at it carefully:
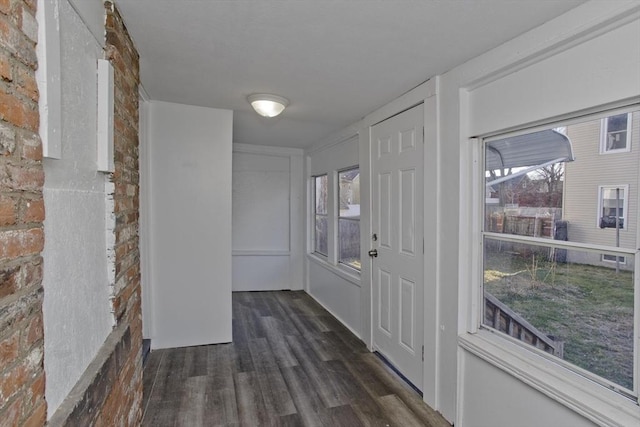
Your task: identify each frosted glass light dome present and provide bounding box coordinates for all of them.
[247,94,289,118]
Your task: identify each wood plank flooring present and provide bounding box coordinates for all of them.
[142,291,451,427]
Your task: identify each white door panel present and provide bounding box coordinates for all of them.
[371,105,424,390]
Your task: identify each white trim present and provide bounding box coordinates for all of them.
[602,253,627,264]
[364,79,437,127]
[306,288,362,339]
[233,142,303,157]
[306,125,360,154]
[483,231,636,255]
[312,174,329,257]
[459,332,640,427]
[96,59,114,172]
[460,1,640,91]
[139,95,152,340]
[232,250,290,257]
[36,0,62,159]
[600,113,633,154]
[597,184,629,230]
[139,83,151,102]
[307,253,361,287]
[337,166,361,272]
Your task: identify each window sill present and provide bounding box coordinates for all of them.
[458,331,640,426]
[307,253,361,287]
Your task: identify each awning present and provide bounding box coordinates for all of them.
[486,129,574,187]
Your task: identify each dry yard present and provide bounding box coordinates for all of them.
[484,252,634,391]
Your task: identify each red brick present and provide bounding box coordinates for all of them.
[22,400,45,427]
[24,311,42,348]
[16,65,37,101]
[0,88,39,131]
[22,197,43,223]
[17,128,41,161]
[28,373,44,407]
[23,0,36,13]
[0,330,19,366]
[1,396,23,427]
[0,359,27,402]
[20,142,40,160]
[0,195,16,225]
[0,13,37,69]
[0,263,19,298]
[0,0,11,16]
[0,51,11,81]
[0,227,43,260]
[2,164,44,191]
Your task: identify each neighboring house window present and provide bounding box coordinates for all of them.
[338,167,360,270]
[313,175,328,255]
[598,185,628,230]
[600,113,632,153]
[602,254,626,264]
[482,111,638,396]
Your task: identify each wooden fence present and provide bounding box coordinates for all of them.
[486,213,554,237]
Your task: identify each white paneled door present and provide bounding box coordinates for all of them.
[371,104,424,391]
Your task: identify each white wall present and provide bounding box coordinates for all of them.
[138,93,152,339]
[40,0,114,416]
[148,101,233,349]
[307,260,362,336]
[303,1,640,425]
[232,144,303,291]
[306,134,362,336]
[458,352,596,427]
[452,3,640,426]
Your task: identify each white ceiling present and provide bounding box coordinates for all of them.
[114,0,586,149]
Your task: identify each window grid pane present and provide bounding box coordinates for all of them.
[482,238,634,391]
[603,113,630,152]
[314,175,328,255]
[338,168,360,270]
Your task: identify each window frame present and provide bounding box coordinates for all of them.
[602,253,627,264]
[474,109,640,405]
[337,166,361,271]
[600,113,632,154]
[597,184,629,230]
[312,174,328,257]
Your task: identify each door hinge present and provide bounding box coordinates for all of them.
[422,345,424,361]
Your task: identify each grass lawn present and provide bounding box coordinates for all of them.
[484,250,634,390]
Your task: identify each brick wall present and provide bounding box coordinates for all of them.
[99,2,142,423]
[0,0,47,426]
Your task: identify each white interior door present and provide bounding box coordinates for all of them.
[371,104,424,390]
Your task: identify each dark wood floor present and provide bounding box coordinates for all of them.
[142,291,451,427]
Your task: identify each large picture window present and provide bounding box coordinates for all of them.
[338,168,360,270]
[482,110,638,396]
[313,175,328,255]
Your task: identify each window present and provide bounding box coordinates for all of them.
[598,185,627,230]
[482,110,638,396]
[602,254,626,264]
[313,175,328,255]
[338,168,360,270]
[600,113,632,153]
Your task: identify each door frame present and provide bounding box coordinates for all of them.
[358,77,439,408]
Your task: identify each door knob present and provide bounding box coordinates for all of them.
[368,249,378,258]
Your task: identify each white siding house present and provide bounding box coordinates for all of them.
[564,111,639,269]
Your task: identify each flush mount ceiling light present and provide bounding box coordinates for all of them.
[247,93,289,118]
